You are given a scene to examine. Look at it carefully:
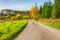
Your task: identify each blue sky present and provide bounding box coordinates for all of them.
[0,0,54,10]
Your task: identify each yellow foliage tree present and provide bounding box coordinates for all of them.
[30,6,39,20]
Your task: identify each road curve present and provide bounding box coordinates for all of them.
[15,20,60,40]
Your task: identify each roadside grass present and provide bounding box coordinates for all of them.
[38,19,60,29]
[0,20,28,40]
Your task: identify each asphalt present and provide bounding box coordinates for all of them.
[15,20,60,40]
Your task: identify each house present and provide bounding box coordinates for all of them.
[0,9,30,17]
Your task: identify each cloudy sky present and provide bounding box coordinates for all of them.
[0,0,54,10]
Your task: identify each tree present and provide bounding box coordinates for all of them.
[39,6,42,17]
[51,0,60,18]
[30,3,39,20]
[6,11,11,19]
[41,0,52,18]
[11,11,16,16]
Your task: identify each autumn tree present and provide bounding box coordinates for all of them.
[30,3,39,20]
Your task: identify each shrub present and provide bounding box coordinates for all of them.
[16,14,22,20]
[11,16,16,21]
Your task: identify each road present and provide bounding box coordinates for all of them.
[15,20,60,40]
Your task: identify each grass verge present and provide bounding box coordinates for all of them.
[0,20,28,40]
[38,19,60,29]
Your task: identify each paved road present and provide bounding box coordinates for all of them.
[15,20,60,40]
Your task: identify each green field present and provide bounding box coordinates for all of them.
[0,20,28,40]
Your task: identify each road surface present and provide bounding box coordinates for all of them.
[15,20,60,40]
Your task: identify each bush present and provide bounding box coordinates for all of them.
[11,16,16,21]
[16,14,22,20]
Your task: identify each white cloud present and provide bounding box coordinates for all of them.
[0,4,32,10]
[0,0,53,10]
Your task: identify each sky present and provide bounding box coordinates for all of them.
[0,0,54,10]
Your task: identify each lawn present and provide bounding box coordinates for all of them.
[38,19,60,29]
[0,20,28,40]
